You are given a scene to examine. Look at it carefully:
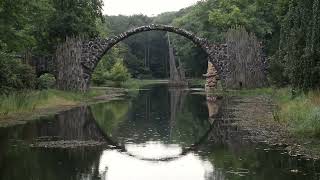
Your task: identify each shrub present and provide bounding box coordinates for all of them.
[0,52,36,94]
[37,73,56,89]
[91,58,131,86]
[108,61,130,83]
[92,70,108,86]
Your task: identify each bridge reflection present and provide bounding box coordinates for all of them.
[27,88,248,163]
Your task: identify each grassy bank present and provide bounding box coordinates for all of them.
[224,87,320,138]
[0,79,167,120]
[273,89,320,137]
[0,89,105,118]
[121,79,168,89]
[97,79,168,90]
[99,78,206,89]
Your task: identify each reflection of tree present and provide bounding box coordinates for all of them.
[0,144,102,180]
[0,109,104,180]
[110,85,171,144]
[90,85,213,147]
[170,91,211,146]
[35,106,103,141]
[168,87,187,138]
[90,100,130,135]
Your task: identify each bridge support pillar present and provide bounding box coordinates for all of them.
[203,61,219,92]
[56,38,90,92]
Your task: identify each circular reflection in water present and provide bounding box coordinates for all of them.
[90,85,215,162]
[98,141,214,180]
[125,141,182,159]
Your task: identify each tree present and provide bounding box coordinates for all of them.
[0,51,36,94]
[275,0,320,91]
[0,0,105,92]
[47,0,103,47]
[0,0,54,53]
[108,60,131,83]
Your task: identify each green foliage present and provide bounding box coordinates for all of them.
[0,51,36,94]
[273,89,320,137]
[92,57,131,86]
[121,79,168,89]
[0,89,105,117]
[92,70,108,86]
[0,0,54,52]
[91,101,130,135]
[0,0,104,92]
[103,15,169,78]
[268,52,289,87]
[37,73,56,89]
[169,1,220,77]
[0,0,103,53]
[165,0,279,78]
[275,0,320,91]
[208,0,276,38]
[108,61,131,83]
[92,45,131,85]
[0,91,44,116]
[47,0,103,45]
[92,55,110,86]
[153,12,177,24]
[220,87,320,137]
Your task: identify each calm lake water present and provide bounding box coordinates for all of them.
[0,85,319,180]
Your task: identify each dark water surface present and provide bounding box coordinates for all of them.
[0,85,319,180]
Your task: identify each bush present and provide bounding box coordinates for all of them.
[92,70,108,86]
[108,61,130,83]
[37,73,56,89]
[0,52,36,94]
[91,59,131,86]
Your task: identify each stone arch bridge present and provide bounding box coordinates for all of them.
[47,24,231,91]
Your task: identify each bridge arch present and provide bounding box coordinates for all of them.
[85,112,216,162]
[56,24,229,91]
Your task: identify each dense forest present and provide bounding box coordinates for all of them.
[0,0,319,93]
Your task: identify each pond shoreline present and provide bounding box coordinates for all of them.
[1,85,319,161]
[0,87,126,128]
[225,95,320,160]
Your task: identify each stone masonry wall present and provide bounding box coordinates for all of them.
[56,37,90,92]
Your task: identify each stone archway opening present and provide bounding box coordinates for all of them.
[55,24,228,92]
[92,31,170,84]
[91,30,210,86]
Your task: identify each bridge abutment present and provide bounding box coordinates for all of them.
[56,37,90,92]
